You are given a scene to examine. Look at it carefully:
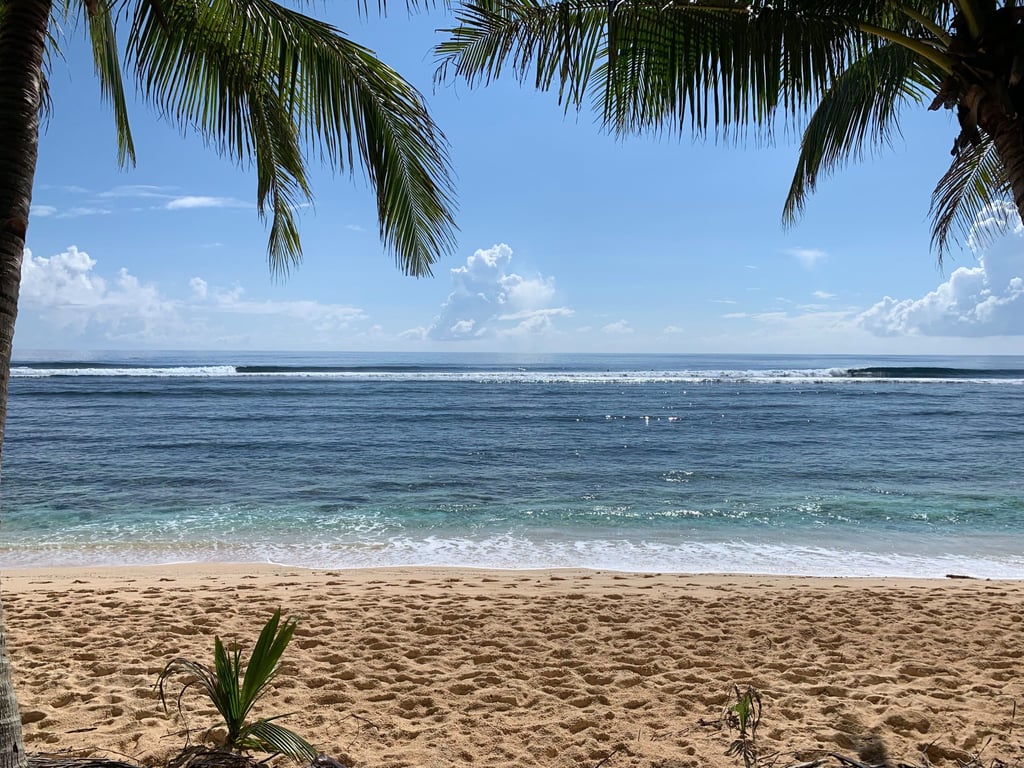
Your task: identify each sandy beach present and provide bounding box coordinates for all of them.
[4,565,1024,768]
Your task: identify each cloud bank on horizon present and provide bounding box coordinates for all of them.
[15,203,1024,352]
[857,203,1024,337]
[20,245,370,347]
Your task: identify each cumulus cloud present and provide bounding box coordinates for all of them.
[19,246,371,346]
[399,326,429,341]
[21,246,178,338]
[189,277,208,299]
[21,246,101,307]
[859,202,1024,337]
[789,248,827,269]
[427,243,570,340]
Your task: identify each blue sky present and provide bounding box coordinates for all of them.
[16,7,1024,355]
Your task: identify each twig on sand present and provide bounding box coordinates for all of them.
[829,753,886,768]
[29,759,140,768]
[343,713,380,751]
[591,746,624,768]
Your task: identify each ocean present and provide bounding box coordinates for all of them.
[2,351,1023,578]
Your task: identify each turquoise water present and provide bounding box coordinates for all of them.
[2,351,1023,577]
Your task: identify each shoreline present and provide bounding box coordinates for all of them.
[4,543,1023,580]
[5,564,1024,767]
[3,560,1018,585]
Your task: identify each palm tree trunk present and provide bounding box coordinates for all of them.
[0,598,23,768]
[0,2,54,767]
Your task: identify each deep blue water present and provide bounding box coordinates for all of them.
[2,351,1023,577]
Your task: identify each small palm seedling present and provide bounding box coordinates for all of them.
[725,684,763,768]
[158,609,317,762]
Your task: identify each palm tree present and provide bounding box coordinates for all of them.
[437,0,1024,259]
[0,1,457,765]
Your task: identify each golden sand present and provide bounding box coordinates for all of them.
[4,565,1024,768]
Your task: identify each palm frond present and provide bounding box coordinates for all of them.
[247,86,311,272]
[437,0,1020,264]
[436,0,608,110]
[157,656,222,719]
[239,609,295,722]
[127,0,455,275]
[212,637,246,742]
[156,611,315,758]
[930,136,1011,264]
[597,1,866,138]
[438,0,923,140]
[280,0,441,18]
[784,41,943,222]
[239,718,318,762]
[84,0,136,166]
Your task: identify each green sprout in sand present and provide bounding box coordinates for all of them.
[158,609,317,762]
[726,684,763,768]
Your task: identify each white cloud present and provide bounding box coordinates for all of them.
[448,319,478,337]
[751,311,790,322]
[99,185,175,199]
[497,307,574,337]
[813,290,836,299]
[202,285,367,332]
[58,207,111,218]
[859,202,1024,337]
[189,277,208,299]
[399,326,429,341]
[31,186,253,223]
[21,246,101,307]
[710,298,738,305]
[602,319,633,334]
[165,196,250,210]
[18,246,371,347]
[789,248,827,269]
[427,243,570,341]
[21,246,179,338]
[97,186,250,212]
